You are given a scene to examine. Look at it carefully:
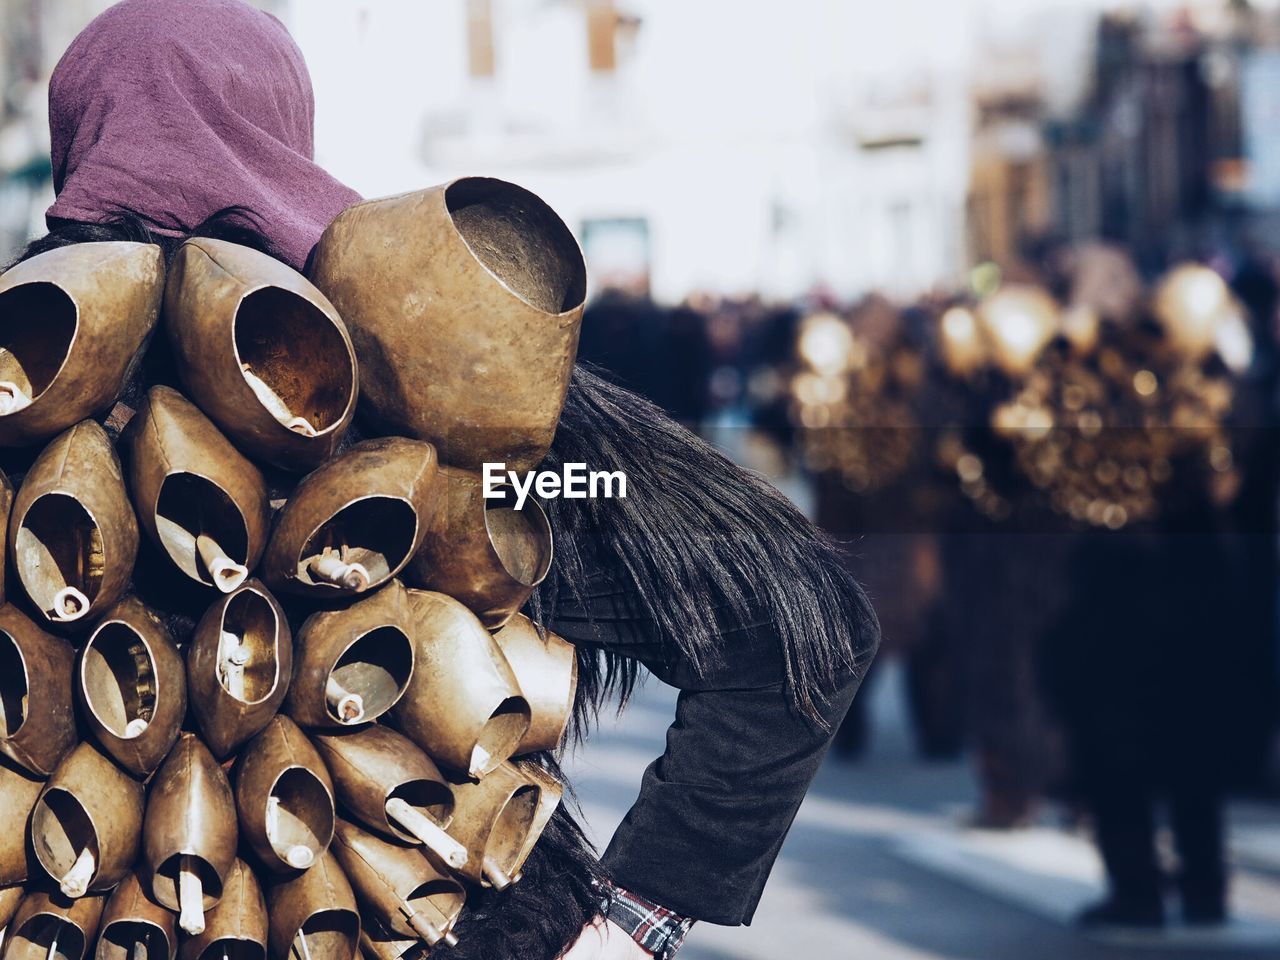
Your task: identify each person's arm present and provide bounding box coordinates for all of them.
[550,563,868,946]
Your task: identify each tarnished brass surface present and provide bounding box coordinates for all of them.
[78,597,185,778]
[406,468,551,630]
[263,439,437,600]
[2,889,106,960]
[234,716,334,873]
[10,421,138,629]
[187,581,292,759]
[265,850,359,960]
[285,582,414,729]
[95,872,177,960]
[445,761,546,890]
[310,177,586,472]
[393,590,529,778]
[176,859,266,960]
[330,820,463,948]
[163,238,357,471]
[0,884,23,933]
[492,614,577,755]
[357,920,418,960]
[510,761,563,877]
[311,726,453,842]
[0,470,13,603]
[0,758,42,885]
[0,242,163,446]
[32,742,144,896]
[0,603,77,776]
[123,386,269,592]
[143,733,237,912]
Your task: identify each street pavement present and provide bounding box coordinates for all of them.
[563,658,1280,960]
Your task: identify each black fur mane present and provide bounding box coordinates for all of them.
[532,365,879,732]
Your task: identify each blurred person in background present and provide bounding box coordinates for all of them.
[1040,256,1279,930]
[798,299,966,762]
[925,294,1069,828]
[577,291,713,428]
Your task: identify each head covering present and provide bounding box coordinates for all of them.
[46,0,361,270]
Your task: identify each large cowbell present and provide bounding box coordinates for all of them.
[164,238,358,471]
[9,421,139,629]
[309,177,587,471]
[0,242,163,446]
[123,386,270,594]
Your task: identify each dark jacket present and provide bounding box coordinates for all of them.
[550,564,867,925]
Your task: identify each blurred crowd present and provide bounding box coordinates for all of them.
[579,238,1280,929]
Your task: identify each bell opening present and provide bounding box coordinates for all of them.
[293,910,359,960]
[155,473,250,587]
[405,878,464,924]
[99,921,168,960]
[484,497,552,587]
[485,784,541,877]
[156,854,222,908]
[16,493,104,619]
[327,627,412,724]
[388,780,453,829]
[472,698,531,776]
[299,497,417,590]
[14,916,85,960]
[445,178,586,314]
[196,941,264,960]
[0,282,77,410]
[0,631,28,737]
[217,589,281,705]
[267,768,333,867]
[234,287,353,437]
[82,624,157,739]
[32,787,100,888]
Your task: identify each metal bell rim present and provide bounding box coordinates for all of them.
[321,624,416,724]
[227,282,357,441]
[482,491,553,588]
[214,585,285,707]
[439,176,588,320]
[96,919,173,960]
[15,491,110,612]
[382,778,457,841]
[152,469,253,586]
[0,629,31,738]
[32,784,103,888]
[260,764,336,861]
[295,493,421,592]
[0,279,79,409]
[80,620,163,741]
[152,853,225,909]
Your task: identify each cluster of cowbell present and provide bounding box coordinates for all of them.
[0,177,588,960]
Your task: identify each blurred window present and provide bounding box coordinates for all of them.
[468,0,495,78]
[586,0,616,73]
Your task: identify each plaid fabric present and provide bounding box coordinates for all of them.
[601,879,695,958]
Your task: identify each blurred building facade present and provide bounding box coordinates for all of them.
[5,1,1280,295]
[974,2,1280,274]
[279,0,976,304]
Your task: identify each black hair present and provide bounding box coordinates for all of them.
[533,365,879,732]
[13,205,282,268]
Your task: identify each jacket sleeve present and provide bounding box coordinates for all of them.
[547,567,867,926]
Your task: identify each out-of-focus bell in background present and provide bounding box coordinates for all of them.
[6,2,1280,958]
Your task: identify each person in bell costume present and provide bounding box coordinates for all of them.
[0,2,879,959]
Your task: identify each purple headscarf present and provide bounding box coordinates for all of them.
[46,0,361,270]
